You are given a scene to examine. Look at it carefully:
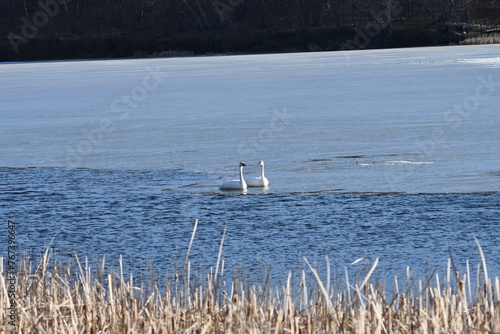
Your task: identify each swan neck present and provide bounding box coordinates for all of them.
[260,164,265,178]
[239,166,245,182]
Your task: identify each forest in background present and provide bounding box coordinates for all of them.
[1,0,499,61]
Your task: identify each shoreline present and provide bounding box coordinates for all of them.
[2,27,499,63]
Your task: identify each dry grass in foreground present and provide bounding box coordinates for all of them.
[2,236,500,333]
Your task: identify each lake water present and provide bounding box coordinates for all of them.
[1,45,500,286]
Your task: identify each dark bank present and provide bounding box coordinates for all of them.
[2,0,499,61]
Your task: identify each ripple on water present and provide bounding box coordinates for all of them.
[1,168,499,284]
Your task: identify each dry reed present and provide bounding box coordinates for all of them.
[2,236,500,333]
[460,33,500,45]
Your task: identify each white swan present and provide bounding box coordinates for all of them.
[247,160,269,187]
[220,162,247,190]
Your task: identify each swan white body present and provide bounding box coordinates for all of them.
[247,160,269,187]
[220,162,247,190]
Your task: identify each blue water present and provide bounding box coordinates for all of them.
[1,45,500,286]
[1,167,499,286]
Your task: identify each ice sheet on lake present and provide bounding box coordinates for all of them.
[1,45,499,193]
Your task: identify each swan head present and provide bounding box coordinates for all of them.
[258,160,264,166]
[240,162,246,167]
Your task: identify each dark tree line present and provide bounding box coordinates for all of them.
[1,0,499,61]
